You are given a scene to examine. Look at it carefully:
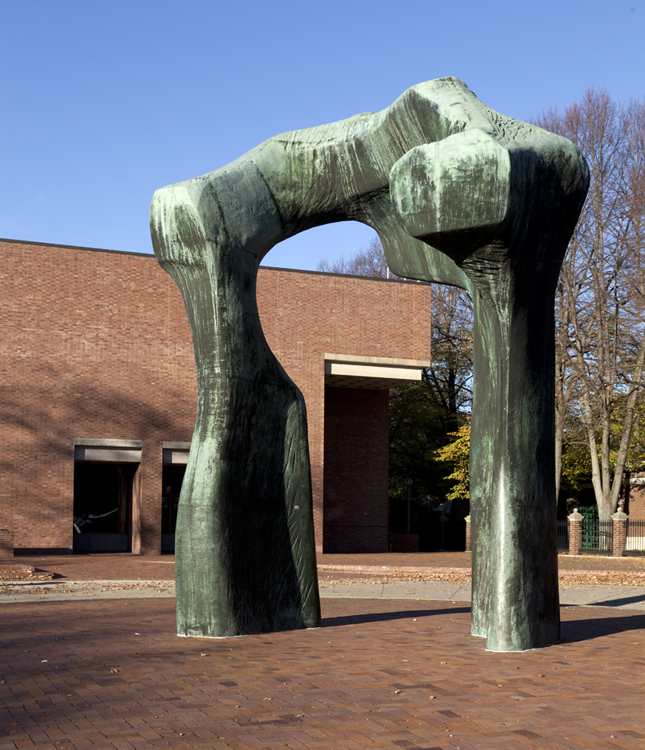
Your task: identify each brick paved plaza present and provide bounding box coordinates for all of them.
[2,554,645,749]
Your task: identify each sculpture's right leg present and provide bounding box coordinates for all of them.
[150,183,321,638]
[390,128,588,651]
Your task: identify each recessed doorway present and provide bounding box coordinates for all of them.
[73,463,137,553]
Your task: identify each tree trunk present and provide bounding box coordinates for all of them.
[554,389,565,505]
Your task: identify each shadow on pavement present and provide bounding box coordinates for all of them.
[322,606,471,628]
[323,605,645,645]
[561,608,645,643]
[588,592,645,608]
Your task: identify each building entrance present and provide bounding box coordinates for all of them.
[73,463,136,552]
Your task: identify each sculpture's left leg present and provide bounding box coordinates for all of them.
[150,185,321,638]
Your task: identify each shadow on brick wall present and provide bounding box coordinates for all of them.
[0,366,196,549]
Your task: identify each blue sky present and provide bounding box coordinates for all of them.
[2,0,644,271]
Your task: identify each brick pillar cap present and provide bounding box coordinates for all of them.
[569,509,584,521]
[612,510,628,521]
[464,515,471,523]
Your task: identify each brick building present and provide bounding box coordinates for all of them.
[624,475,645,521]
[0,239,432,556]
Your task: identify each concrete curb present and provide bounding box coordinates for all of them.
[4,577,645,612]
[318,563,645,579]
[318,564,470,575]
[0,579,176,603]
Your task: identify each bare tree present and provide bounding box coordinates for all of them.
[425,283,473,430]
[553,268,580,503]
[537,90,645,520]
[316,236,392,278]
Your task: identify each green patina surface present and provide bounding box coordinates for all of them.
[150,77,589,651]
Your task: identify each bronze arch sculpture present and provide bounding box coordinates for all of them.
[150,77,589,652]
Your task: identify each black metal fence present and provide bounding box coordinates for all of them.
[581,519,613,554]
[557,517,645,556]
[557,520,569,552]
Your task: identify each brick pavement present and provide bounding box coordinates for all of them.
[2,596,645,749]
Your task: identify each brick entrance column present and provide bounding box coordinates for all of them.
[568,509,583,555]
[612,510,628,557]
[464,515,471,552]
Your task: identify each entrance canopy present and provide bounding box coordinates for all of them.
[324,354,431,390]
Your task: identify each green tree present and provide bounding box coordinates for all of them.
[434,423,471,503]
[388,375,464,504]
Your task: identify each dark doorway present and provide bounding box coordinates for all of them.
[73,463,136,552]
[161,464,186,553]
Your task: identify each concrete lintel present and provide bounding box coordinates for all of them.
[74,437,143,448]
[324,353,432,368]
[74,447,142,463]
[162,441,192,450]
[163,449,190,465]
[325,362,424,381]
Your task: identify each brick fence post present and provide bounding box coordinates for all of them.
[464,515,471,552]
[568,509,583,555]
[612,510,628,557]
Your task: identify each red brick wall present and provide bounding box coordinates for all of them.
[322,388,390,552]
[626,476,645,521]
[0,240,432,553]
[0,240,196,554]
